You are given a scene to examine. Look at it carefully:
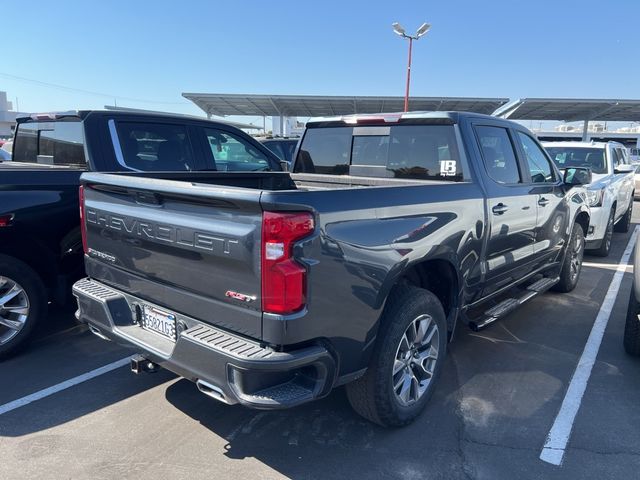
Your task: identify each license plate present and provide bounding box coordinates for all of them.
[141,305,177,341]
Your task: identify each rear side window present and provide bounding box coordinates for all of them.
[13,120,85,166]
[475,126,520,184]
[295,125,463,181]
[115,122,195,171]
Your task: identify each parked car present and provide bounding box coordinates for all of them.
[624,233,640,355]
[544,141,635,257]
[0,110,281,359]
[634,163,640,200]
[257,136,299,166]
[74,112,591,427]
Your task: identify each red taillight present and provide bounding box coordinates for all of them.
[261,211,314,314]
[0,214,14,227]
[79,185,88,254]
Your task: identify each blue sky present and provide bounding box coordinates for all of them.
[3,0,639,127]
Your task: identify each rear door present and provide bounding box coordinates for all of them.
[472,123,538,295]
[81,174,264,338]
[513,130,569,264]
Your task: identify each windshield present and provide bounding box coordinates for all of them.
[545,146,607,174]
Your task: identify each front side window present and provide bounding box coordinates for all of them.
[475,126,520,184]
[295,124,463,181]
[115,122,195,171]
[516,132,555,183]
[205,129,271,171]
[13,120,85,166]
[610,148,621,169]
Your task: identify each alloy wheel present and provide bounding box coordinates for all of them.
[569,231,584,282]
[392,314,440,406]
[0,276,30,346]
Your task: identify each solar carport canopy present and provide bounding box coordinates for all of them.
[182,93,509,117]
[494,98,640,122]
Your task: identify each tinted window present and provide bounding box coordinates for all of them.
[616,148,628,165]
[295,127,352,175]
[13,120,85,166]
[262,141,285,161]
[295,125,463,181]
[116,122,195,171]
[205,129,271,171]
[262,140,297,163]
[517,132,555,183]
[475,126,520,184]
[546,147,607,175]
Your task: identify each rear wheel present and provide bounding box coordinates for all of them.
[553,222,585,293]
[0,255,47,360]
[591,209,615,257]
[615,200,633,233]
[346,285,447,427]
[624,284,640,356]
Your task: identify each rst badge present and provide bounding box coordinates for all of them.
[225,291,256,303]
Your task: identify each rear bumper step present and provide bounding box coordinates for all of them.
[73,278,336,409]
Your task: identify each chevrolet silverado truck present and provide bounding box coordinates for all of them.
[73,112,591,426]
[544,141,635,257]
[0,110,282,359]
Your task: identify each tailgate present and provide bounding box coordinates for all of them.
[81,173,264,338]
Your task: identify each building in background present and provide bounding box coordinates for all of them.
[0,91,24,138]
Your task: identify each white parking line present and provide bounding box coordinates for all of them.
[0,356,131,416]
[540,226,639,466]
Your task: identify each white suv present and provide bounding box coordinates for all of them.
[544,141,635,257]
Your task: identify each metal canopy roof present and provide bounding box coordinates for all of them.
[182,93,509,117]
[494,98,640,122]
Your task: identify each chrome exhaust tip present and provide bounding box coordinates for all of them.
[196,379,229,404]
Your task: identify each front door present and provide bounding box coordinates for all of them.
[513,130,570,264]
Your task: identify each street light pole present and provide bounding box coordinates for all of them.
[404,36,413,113]
[392,22,431,112]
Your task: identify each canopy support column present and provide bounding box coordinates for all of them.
[581,120,589,141]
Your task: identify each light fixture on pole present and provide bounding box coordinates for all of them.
[392,22,431,112]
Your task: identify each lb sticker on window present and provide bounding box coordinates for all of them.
[440,160,457,176]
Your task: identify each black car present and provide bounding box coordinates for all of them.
[0,110,281,359]
[257,136,299,165]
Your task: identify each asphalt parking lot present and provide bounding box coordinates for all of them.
[1,211,639,480]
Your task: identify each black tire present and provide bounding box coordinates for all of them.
[552,223,585,293]
[0,255,47,360]
[591,208,615,257]
[346,285,447,427]
[624,284,640,356]
[615,200,633,233]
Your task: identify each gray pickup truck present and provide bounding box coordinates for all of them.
[73,112,591,426]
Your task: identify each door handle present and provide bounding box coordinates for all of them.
[538,197,550,207]
[492,203,508,215]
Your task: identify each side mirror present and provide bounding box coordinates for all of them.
[279,160,289,172]
[564,167,592,186]
[614,164,635,174]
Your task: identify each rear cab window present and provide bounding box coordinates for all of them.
[13,119,86,167]
[294,124,464,181]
